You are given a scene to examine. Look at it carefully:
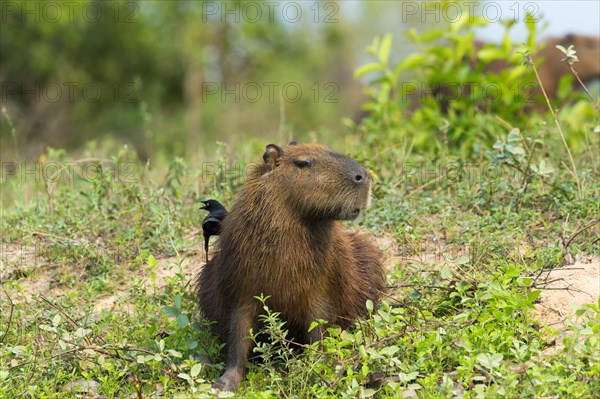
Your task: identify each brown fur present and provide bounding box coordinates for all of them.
[196,143,385,392]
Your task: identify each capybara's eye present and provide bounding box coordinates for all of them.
[294,159,315,168]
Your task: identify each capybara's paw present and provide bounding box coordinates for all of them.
[211,369,243,393]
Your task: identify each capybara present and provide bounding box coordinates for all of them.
[196,142,385,392]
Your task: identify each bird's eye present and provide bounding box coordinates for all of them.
[294,159,315,169]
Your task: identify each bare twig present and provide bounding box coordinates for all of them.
[564,220,599,249]
[527,53,583,199]
[567,64,600,113]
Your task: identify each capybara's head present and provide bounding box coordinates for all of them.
[259,143,371,221]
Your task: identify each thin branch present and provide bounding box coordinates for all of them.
[564,220,599,249]
[527,53,583,199]
[568,64,600,113]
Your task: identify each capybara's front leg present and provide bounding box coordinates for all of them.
[212,304,256,392]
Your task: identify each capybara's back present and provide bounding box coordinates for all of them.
[196,142,385,392]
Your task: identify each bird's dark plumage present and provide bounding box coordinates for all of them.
[198,199,228,262]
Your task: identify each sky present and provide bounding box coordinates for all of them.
[475,1,600,42]
[342,1,599,42]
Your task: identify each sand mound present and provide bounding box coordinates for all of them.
[532,255,599,328]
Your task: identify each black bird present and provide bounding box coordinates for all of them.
[198,199,228,262]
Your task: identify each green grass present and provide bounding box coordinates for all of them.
[2,19,599,396]
[1,124,598,398]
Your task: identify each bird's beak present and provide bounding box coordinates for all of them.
[197,199,209,210]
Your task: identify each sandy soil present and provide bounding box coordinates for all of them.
[2,239,598,331]
[531,254,599,329]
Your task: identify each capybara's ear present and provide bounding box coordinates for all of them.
[289,141,299,146]
[564,33,575,44]
[263,144,284,169]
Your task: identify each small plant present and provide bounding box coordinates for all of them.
[353,8,539,155]
[556,44,600,113]
[526,49,584,199]
[2,10,598,398]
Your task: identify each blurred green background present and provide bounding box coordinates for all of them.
[1,0,598,163]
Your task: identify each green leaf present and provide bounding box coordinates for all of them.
[409,290,421,300]
[493,140,505,151]
[174,294,182,309]
[580,327,593,335]
[440,266,453,279]
[532,160,554,176]
[380,345,399,356]
[453,312,469,322]
[507,65,528,81]
[519,277,532,286]
[187,338,198,350]
[176,314,189,329]
[525,13,537,48]
[476,352,503,369]
[528,290,541,303]
[354,62,383,78]
[359,345,367,359]
[147,254,157,268]
[456,256,470,265]
[378,33,393,64]
[507,128,522,142]
[505,145,525,155]
[190,363,202,378]
[395,53,427,73]
[308,321,320,332]
[419,28,444,42]
[399,371,419,383]
[477,47,506,62]
[168,349,183,357]
[366,36,380,55]
[449,14,470,32]
[162,306,179,317]
[502,30,513,52]
[361,388,377,397]
[39,324,56,333]
[74,328,90,338]
[377,308,390,322]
